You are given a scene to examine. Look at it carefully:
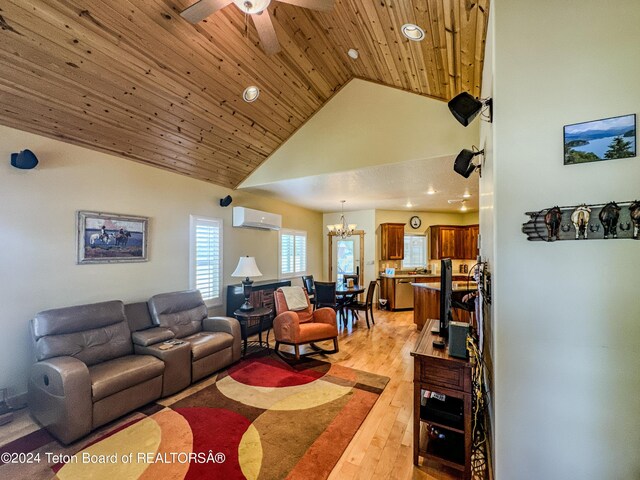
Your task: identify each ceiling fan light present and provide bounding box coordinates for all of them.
[401,23,425,42]
[243,86,260,102]
[233,0,271,14]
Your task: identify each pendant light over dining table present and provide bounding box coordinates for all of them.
[327,200,356,239]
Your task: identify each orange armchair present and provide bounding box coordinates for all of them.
[273,287,339,360]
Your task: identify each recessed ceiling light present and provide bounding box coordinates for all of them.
[347,48,359,59]
[401,23,425,42]
[460,204,468,212]
[406,201,413,208]
[242,86,260,102]
[426,188,437,195]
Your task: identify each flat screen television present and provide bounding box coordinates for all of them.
[439,258,453,339]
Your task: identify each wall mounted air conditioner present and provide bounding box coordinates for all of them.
[232,206,282,230]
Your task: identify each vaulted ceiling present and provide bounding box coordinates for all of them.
[0,0,489,188]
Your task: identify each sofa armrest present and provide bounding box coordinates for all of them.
[203,316,242,362]
[132,327,175,346]
[312,307,338,327]
[28,356,92,444]
[273,311,301,343]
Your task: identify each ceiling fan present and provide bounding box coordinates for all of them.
[180,0,334,55]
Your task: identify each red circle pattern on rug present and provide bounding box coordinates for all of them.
[228,357,326,387]
[175,407,251,480]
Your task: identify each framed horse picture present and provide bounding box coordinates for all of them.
[77,211,149,264]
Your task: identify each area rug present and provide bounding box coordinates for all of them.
[0,354,388,480]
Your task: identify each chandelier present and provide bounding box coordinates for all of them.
[327,200,357,239]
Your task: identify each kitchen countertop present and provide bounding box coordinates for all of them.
[411,281,478,291]
[379,273,440,279]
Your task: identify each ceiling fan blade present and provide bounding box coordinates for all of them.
[252,11,281,55]
[180,0,232,23]
[277,0,334,12]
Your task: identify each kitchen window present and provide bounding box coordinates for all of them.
[402,234,427,269]
[189,215,223,307]
[280,229,307,278]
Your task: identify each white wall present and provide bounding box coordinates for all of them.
[0,125,323,397]
[493,1,640,479]
[241,78,479,186]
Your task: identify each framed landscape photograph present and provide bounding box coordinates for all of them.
[77,211,148,264]
[564,114,636,165]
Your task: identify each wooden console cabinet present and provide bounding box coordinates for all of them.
[226,279,290,335]
[411,319,472,479]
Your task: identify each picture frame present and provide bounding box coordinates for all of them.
[77,211,149,264]
[564,113,636,165]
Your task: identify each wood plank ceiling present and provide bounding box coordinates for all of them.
[0,0,490,188]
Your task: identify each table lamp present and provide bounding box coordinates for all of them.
[232,256,263,311]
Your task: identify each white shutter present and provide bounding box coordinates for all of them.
[295,233,307,273]
[280,233,294,276]
[279,229,307,277]
[190,216,222,305]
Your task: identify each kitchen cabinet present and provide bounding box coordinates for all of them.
[429,225,479,260]
[380,223,406,260]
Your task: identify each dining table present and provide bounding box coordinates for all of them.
[335,283,365,323]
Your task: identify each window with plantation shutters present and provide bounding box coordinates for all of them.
[279,229,307,278]
[189,216,223,306]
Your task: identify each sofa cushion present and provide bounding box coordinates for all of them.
[89,355,164,402]
[148,290,207,339]
[32,301,133,365]
[182,332,234,361]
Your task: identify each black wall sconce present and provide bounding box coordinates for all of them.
[454,147,484,178]
[448,92,493,126]
[219,195,233,207]
[10,149,39,169]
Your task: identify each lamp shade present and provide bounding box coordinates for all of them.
[232,256,263,278]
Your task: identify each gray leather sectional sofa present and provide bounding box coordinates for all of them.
[28,290,241,444]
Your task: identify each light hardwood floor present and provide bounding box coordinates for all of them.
[320,308,462,480]
[0,308,462,479]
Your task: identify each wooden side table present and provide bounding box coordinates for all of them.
[233,306,273,356]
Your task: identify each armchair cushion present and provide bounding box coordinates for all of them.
[89,355,164,402]
[182,332,234,361]
[298,323,339,343]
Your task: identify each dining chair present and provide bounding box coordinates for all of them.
[313,281,344,323]
[301,275,316,306]
[343,274,359,286]
[350,281,377,328]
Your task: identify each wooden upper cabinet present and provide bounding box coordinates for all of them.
[466,225,479,259]
[429,224,479,260]
[380,223,406,260]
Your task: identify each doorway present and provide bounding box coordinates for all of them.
[328,231,365,286]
